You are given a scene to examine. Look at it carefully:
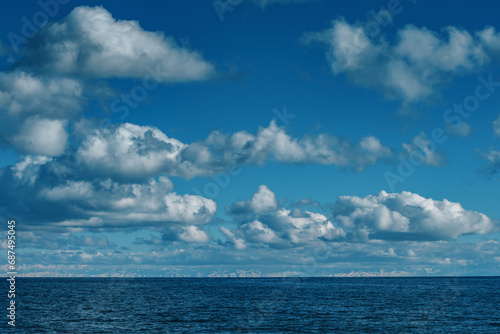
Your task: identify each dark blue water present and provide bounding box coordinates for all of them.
[1,277,499,333]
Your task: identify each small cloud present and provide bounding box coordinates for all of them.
[228,185,278,215]
[493,114,500,137]
[446,121,472,137]
[477,148,500,179]
[402,132,446,166]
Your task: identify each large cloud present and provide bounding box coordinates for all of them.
[0,155,216,238]
[70,120,392,182]
[16,6,214,81]
[75,122,188,180]
[333,191,498,241]
[302,20,500,105]
[223,185,346,248]
[202,120,392,171]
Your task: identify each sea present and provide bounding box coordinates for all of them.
[1,277,499,333]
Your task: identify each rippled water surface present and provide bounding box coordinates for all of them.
[2,277,500,333]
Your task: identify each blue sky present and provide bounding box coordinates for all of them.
[1,0,500,277]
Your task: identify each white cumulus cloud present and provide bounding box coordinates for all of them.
[73,120,392,182]
[18,6,214,81]
[225,185,346,248]
[1,156,217,236]
[333,191,498,241]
